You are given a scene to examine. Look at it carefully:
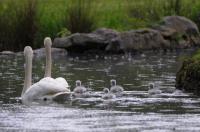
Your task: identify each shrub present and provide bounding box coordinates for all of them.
[65,0,96,33]
[0,0,17,51]
[15,0,37,51]
[0,0,37,52]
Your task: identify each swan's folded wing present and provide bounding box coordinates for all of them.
[23,77,68,100]
[55,77,70,88]
[38,77,67,93]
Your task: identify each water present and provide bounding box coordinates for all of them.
[1,50,200,132]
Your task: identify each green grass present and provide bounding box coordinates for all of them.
[1,0,200,51]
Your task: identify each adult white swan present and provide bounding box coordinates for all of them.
[43,37,70,91]
[21,46,69,102]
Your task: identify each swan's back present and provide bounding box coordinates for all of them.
[55,77,70,90]
[22,77,69,101]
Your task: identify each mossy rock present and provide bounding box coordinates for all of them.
[176,55,200,94]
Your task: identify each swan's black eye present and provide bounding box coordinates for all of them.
[43,97,47,101]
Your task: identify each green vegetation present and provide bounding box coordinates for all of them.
[176,49,200,94]
[0,0,200,51]
[65,0,95,33]
[0,0,37,51]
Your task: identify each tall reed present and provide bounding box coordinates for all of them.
[0,0,37,52]
[65,0,96,33]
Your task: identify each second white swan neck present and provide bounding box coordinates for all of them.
[44,39,52,77]
[22,47,33,96]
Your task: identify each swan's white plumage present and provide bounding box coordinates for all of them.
[22,43,70,103]
[22,77,67,101]
[55,77,70,89]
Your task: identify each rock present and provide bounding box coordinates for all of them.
[118,29,169,51]
[71,33,105,45]
[93,28,119,42]
[176,49,200,95]
[176,58,200,95]
[154,26,177,39]
[53,33,107,53]
[54,37,72,48]
[93,28,123,53]
[153,16,200,48]
[53,28,120,53]
[53,16,200,54]
[162,16,199,35]
[53,28,171,53]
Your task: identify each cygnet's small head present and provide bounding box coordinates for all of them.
[44,37,52,47]
[103,88,109,94]
[24,46,33,58]
[149,83,154,89]
[76,80,81,87]
[110,79,116,87]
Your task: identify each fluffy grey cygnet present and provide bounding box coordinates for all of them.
[110,79,124,94]
[148,83,162,95]
[102,88,116,100]
[73,80,87,94]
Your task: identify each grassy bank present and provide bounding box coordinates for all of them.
[0,0,200,51]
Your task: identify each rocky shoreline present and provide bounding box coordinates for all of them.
[1,16,200,56]
[53,16,200,54]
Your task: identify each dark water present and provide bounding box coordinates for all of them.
[1,50,200,132]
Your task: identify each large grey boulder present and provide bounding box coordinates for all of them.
[53,16,200,54]
[153,16,200,48]
[53,28,119,53]
[93,28,119,43]
[106,29,169,52]
[160,16,199,35]
[53,37,72,48]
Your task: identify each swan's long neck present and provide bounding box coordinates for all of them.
[44,41,52,77]
[22,47,33,96]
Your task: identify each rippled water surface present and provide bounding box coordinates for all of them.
[1,50,200,132]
